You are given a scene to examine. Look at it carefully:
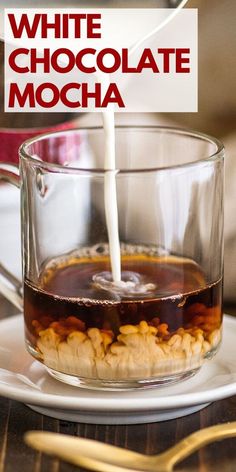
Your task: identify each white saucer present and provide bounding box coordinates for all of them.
[0,314,236,424]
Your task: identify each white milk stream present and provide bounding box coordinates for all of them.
[102,109,121,282]
[102,17,180,285]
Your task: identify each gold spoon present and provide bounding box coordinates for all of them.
[25,422,236,472]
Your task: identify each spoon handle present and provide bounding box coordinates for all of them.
[158,421,236,471]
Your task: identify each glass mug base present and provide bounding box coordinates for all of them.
[26,340,221,390]
[47,366,200,390]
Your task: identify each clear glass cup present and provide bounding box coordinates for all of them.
[0,126,224,390]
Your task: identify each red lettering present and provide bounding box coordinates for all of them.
[76,49,96,73]
[8,13,40,39]
[60,83,81,107]
[51,48,75,73]
[87,14,101,38]
[66,14,86,38]
[176,48,190,72]
[81,83,101,107]
[62,14,69,38]
[31,48,50,73]
[41,14,61,38]
[8,82,125,109]
[97,48,121,73]
[158,48,175,73]
[8,83,35,107]
[137,49,159,73]
[101,83,125,108]
[35,83,59,108]
[9,48,29,73]
[122,49,137,73]
[8,13,101,39]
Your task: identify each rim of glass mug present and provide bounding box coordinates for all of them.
[19,125,224,174]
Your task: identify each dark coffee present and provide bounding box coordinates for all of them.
[24,245,222,381]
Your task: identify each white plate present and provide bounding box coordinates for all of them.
[0,314,236,424]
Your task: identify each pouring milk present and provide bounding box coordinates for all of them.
[101,11,185,287]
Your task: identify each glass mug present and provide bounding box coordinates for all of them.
[0,127,224,390]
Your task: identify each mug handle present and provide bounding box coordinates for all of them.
[0,163,23,311]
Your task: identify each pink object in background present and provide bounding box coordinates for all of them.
[0,119,79,163]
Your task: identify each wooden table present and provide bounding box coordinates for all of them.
[1,297,236,472]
